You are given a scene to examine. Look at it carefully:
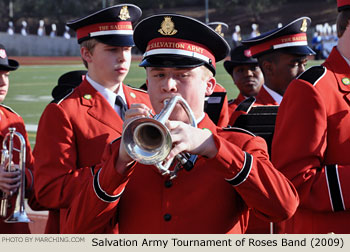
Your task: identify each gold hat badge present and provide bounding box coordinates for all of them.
[300,19,308,32]
[215,24,224,37]
[119,6,130,20]
[158,17,177,36]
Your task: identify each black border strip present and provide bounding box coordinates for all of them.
[90,165,95,176]
[226,152,253,186]
[93,168,123,202]
[325,164,345,212]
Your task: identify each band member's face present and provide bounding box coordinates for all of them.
[146,66,215,123]
[81,43,132,89]
[269,54,308,95]
[232,64,264,97]
[0,71,10,103]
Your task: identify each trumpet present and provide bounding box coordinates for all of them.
[0,127,31,223]
[122,96,198,178]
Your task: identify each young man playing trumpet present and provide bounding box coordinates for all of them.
[63,14,299,234]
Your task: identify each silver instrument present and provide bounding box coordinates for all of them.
[122,96,197,178]
[0,127,31,223]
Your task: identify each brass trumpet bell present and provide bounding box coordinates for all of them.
[123,117,172,165]
[122,96,197,175]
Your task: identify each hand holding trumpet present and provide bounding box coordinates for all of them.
[116,97,218,176]
[0,163,20,196]
[163,120,217,162]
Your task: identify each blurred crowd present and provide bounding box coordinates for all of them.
[5,20,71,39]
[3,18,338,60]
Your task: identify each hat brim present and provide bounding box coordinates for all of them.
[79,35,135,47]
[139,54,212,72]
[279,46,315,56]
[0,59,19,71]
[223,60,258,75]
[338,6,350,11]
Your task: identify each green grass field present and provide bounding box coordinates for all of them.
[4,59,322,147]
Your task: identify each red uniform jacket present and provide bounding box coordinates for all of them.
[33,80,151,233]
[272,47,350,233]
[62,114,298,234]
[0,105,37,234]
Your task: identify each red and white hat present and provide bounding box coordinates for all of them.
[133,14,230,76]
[338,0,350,11]
[67,4,141,46]
[242,17,315,58]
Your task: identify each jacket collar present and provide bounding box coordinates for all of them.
[324,47,350,94]
[255,86,279,106]
[78,79,124,134]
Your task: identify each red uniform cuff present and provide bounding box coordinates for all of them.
[94,140,135,202]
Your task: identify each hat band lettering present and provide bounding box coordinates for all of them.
[76,21,133,40]
[250,33,307,56]
[144,38,216,68]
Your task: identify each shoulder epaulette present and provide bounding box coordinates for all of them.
[297,66,326,86]
[0,104,20,116]
[223,126,256,137]
[235,96,256,112]
[51,89,74,104]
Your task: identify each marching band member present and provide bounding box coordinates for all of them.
[242,17,315,107]
[33,4,151,233]
[63,14,298,234]
[0,44,40,233]
[224,45,264,122]
[271,0,350,233]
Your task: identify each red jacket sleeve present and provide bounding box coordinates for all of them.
[213,130,299,222]
[62,140,133,233]
[272,79,350,212]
